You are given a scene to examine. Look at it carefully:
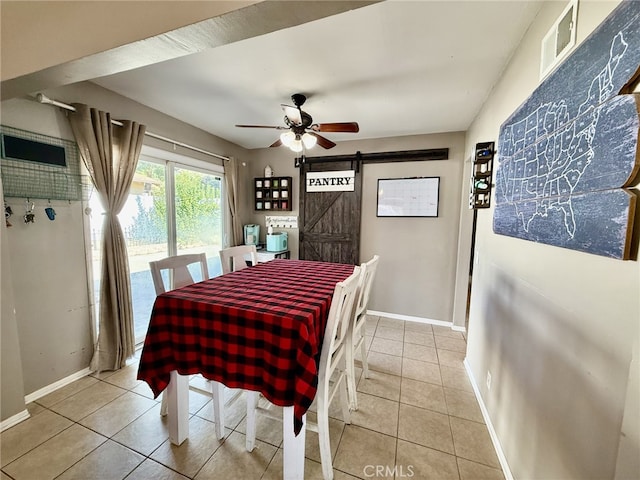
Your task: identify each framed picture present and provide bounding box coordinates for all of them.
[377,177,440,217]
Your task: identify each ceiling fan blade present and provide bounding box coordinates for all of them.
[314,122,360,133]
[235,124,287,129]
[281,105,302,126]
[308,132,336,149]
[269,138,283,148]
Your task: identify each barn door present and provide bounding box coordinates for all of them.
[299,159,362,264]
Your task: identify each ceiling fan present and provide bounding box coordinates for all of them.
[235,93,359,151]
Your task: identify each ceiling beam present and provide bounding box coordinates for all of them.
[1,1,378,101]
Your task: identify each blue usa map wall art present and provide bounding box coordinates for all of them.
[493,0,640,259]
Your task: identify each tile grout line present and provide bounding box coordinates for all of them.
[2,318,494,480]
[4,377,167,480]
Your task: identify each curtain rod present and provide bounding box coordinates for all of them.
[35,93,230,161]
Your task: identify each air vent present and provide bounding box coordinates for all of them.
[540,0,578,80]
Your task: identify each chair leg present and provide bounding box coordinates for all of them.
[211,381,226,440]
[345,334,358,411]
[160,391,168,416]
[245,391,259,452]
[360,334,370,379]
[316,395,334,480]
[339,374,351,425]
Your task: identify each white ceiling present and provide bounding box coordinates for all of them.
[92,1,542,151]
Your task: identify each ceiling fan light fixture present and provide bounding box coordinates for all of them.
[290,136,304,153]
[280,131,296,147]
[301,132,317,149]
[236,94,359,151]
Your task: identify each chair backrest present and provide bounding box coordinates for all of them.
[318,267,362,384]
[149,253,209,295]
[355,255,379,318]
[219,245,258,274]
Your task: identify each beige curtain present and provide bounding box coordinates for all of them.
[224,156,243,246]
[69,104,146,372]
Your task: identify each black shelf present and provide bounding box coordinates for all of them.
[254,176,292,211]
[473,170,493,178]
[469,141,494,209]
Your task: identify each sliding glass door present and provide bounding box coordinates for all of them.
[174,166,224,277]
[89,152,225,344]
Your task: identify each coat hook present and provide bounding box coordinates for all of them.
[4,203,13,228]
[24,199,35,224]
[45,201,56,221]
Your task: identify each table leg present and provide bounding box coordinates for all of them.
[245,391,259,452]
[283,407,305,480]
[211,381,226,440]
[167,370,189,445]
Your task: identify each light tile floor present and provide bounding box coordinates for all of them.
[0,317,505,480]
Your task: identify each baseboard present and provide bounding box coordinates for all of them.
[24,367,92,404]
[367,310,453,328]
[463,358,514,480]
[1,409,30,432]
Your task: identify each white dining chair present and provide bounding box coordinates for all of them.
[149,253,208,295]
[244,266,362,480]
[345,254,379,411]
[219,245,258,274]
[149,253,227,440]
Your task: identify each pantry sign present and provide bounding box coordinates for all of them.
[306,170,355,192]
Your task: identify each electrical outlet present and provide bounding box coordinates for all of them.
[486,371,492,390]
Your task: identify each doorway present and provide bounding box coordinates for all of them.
[299,158,362,264]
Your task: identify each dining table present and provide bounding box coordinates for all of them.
[137,258,355,480]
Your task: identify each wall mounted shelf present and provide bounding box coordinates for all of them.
[0,125,90,201]
[469,141,494,209]
[254,176,292,211]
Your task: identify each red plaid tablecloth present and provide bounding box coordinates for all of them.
[137,259,354,434]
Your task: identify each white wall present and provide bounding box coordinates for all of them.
[0,178,27,421]
[465,1,639,479]
[244,132,466,322]
[8,198,93,394]
[1,98,94,396]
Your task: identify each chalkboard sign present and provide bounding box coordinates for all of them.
[377,177,440,217]
[2,134,67,167]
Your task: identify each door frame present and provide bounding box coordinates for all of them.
[299,156,363,264]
